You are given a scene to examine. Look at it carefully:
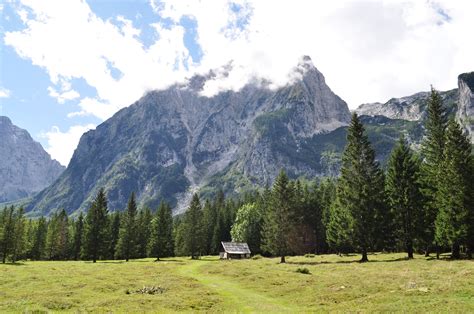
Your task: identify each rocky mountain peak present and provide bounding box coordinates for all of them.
[457,72,474,141]
[0,116,65,203]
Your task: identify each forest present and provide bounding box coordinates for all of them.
[1,88,473,264]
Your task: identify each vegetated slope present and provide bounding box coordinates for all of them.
[0,116,64,203]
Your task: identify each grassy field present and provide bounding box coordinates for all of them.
[1,253,473,313]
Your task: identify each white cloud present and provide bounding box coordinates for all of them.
[5,0,474,120]
[47,79,80,104]
[40,124,96,166]
[0,87,11,98]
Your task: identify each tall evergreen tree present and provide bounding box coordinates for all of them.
[420,86,448,256]
[435,119,473,259]
[31,216,47,260]
[335,113,386,262]
[149,201,174,260]
[108,211,120,259]
[72,213,84,260]
[83,188,109,263]
[386,136,424,258]
[115,192,138,261]
[11,207,26,262]
[136,207,152,258]
[1,206,16,263]
[182,194,205,259]
[262,170,294,263]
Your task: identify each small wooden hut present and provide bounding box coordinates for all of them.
[219,242,251,259]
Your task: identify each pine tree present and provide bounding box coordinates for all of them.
[1,206,16,263]
[56,209,69,260]
[149,201,174,260]
[262,170,294,263]
[11,207,26,262]
[72,213,84,260]
[435,119,473,259]
[326,198,353,254]
[386,136,424,259]
[202,200,217,255]
[136,207,152,258]
[335,113,386,262]
[420,86,448,256]
[108,211,120,259]
[115,192,138,261]
[31,216,47,260]
[182,194,205,259]
[83,188,109,263]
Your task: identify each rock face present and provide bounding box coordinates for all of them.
[0,116,65,203]
[356,89,458,121]
[27,57,351,215]
[457,72,474,142]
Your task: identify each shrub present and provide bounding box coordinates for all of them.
[251,254,263,260]
[296,267,311,275]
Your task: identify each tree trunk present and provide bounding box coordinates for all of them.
[2,255,5,264]
[451,243,461,259]
[424,245,430,257]
[467,246,472,260]
[360,249,368,262]
[155,257,160,262]
[407,244,414,259]
[436,245,440,260]
[280,255,286,263]
[126,258,129,262]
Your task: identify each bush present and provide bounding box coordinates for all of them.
[251,254,263,260]
[304,254,316,258]
[296,267,311,275]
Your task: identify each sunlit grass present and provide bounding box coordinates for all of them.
[1,253,473,312]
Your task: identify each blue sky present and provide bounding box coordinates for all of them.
[1,0,473,166]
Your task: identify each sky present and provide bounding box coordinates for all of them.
[1,0,473,166]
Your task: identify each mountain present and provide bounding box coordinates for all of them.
[27,56,352,216]
[457,72,474,142]
[355,72,474,142]
[0,116,65,203]
[356,89,458,121]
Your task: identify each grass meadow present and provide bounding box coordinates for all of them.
[1,253,473,312]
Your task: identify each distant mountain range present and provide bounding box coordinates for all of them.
[2,58,472,217]
[0,116,64,204]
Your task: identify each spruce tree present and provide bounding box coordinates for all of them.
[31,216,47,260]
[83,188,109,263]
[108,211,120,259]
[335,113,386,262]
[1,206,16,263]
[149,201,174,260]
[326,198,353,254]
[11,207,26,262]
[136,207,152,258]
[435,119,473,259]
[183,194,205,259]
[115,192,138,261]
[262,170,294,263]
[72,213,84,260]
[420,86,448,256]
[386,136,424,259]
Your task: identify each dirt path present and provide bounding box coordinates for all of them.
[176,259,299,313]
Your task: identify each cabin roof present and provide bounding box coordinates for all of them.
[221,242,251,254]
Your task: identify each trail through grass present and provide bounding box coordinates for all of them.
[176,257,299,313]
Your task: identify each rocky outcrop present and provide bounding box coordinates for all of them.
[356,89,458,121]
[0,116,65,203]
[457,72,474,142]
[27,57,351,216]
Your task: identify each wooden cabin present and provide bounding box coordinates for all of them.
[219,242,251,259]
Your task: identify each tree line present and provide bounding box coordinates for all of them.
[1,88,472,263]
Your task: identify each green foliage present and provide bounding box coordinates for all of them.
[45,209,69,260]
[180,194,205,259]
[262,170,295,263]
[115,192,138,261]
[149,201,174,260]
[386,136,424,258]
[82,188,109,263]
[230,203,262,253]
[333,113,388,261]
[71,213,84,260]
[435,119,473,258]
